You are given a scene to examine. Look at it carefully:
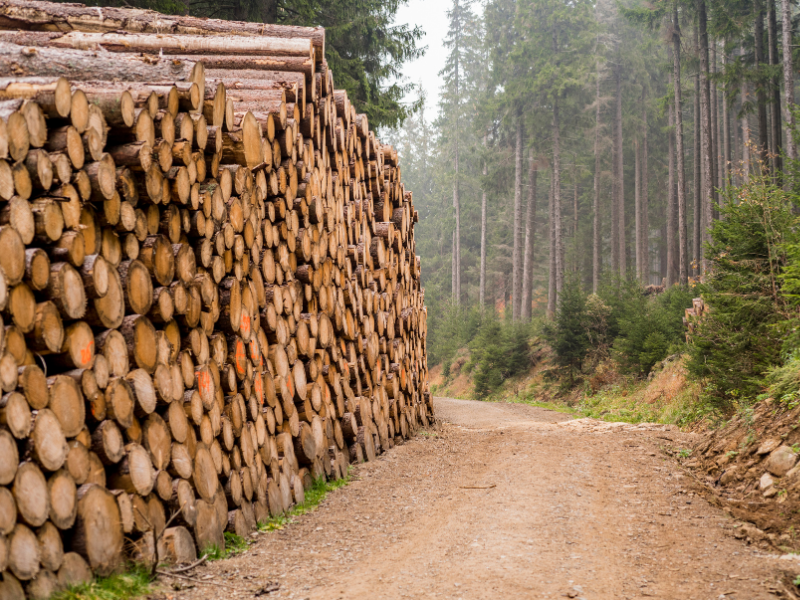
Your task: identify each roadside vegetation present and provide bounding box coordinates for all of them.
[431,173,800,429]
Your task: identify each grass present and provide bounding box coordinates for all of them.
[203,531,251,561]
[52,565,153,600]
[258,472,351,532]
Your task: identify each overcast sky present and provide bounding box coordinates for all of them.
[393,0,454,117]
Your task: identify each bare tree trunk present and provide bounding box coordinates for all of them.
[698,0,714,274]
[611,61,620,276]
[593,61,602,293]
[553,98,564,302]
[479,135,487,308]
[711,43,719,219]
[642,89,649,284]
[547,175,556,317]
[674,4,688,285]
[512,108,524,320]
[768,0,783,177]
[755,0,770,169]
[573,161,578,272]
[667,66,677,287]
[451,229,456,300]
[743,80,752,182]
[693,23,702,278]
[783,0,796,169]
[722,43,731,191]
[615,61,625,278]
[635,138,641,281]
[521,157,538,320]
[452,10,461,304]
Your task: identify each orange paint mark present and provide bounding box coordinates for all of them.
[286,375,294,398]
[240,313,251,337]
[235,341,246,376]
[254,375,264,405]
[78,339,94,367]
[196,370,212,396]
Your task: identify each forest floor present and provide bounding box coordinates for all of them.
[161,398,800,600]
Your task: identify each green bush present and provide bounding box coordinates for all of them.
[470,314,531,399]
[686,177,797,402]
[609,284,695,375]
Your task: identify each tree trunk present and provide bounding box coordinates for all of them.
[698,0,714,274]
[642,89,649,284]
[521,158,537,320]
[710,43,719,219]
[783,0,796,169]
[512,108,524,320]
[667,67,677,287]
[674,5,688,285]
[479,135,487,308]
[743,81,752,182]
[452,10,461,305]
[755,0,770,168]
[768,0,783,177]
[635,138,641,281]
[694,24,702,278]
[547,175,556,318]
[593,60,602,293]
[573,161,578,272]
[615,62,625,278]
[722,43,731,192]
[553,98,564,302]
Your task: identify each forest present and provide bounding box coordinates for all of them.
[387,0,800,416]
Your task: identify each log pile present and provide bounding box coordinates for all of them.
[0,2,431,597]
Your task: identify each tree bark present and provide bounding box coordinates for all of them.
[452,12,461,306]
[710,43,719,219]
[521,157,537,320]
[512,108,524,320]
[553,98,563,302]
[694,27,702,278]
[667,65,677,287]
[673,5,688,285]
[698,0,714,274]
[755,0,770,168]
[768,0,783,177]
[635,138,641,281]
[722,43,731,192]
[547,175,556,317]
[615,60,625,278]
[593,60,602,293]
[783,0,796,169]
[642,90,649,284]
[0,42,195,82]
[743,81,752,182]
[0,0,325,56]
[479,135,487,309]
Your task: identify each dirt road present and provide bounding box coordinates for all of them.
[175,398,797,600]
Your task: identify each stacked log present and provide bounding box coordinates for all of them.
[0,2,431,597]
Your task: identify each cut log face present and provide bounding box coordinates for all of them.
[8,524,40,581]
[28,408,67,472]
[13,462,49,527]
[48,468,78,529]
[37,520,64,572]
[57,552,92,589]
[157,525,197,565]
[72,483,123,576]
[47,375,86,437]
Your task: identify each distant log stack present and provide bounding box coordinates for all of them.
[0,1,431,596]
